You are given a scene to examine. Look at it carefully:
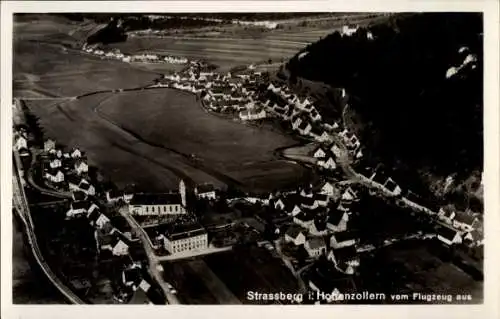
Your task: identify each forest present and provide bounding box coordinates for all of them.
[287,13,483,184]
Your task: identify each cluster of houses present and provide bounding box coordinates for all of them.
[446,46,478,79]
[41,139,95,193]
[159,64,270,122]
[269,181,361,276]
[82,43,188,65]
[42,137,158,303]
[435,204,483,248]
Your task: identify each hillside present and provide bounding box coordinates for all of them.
[286,13,483,209]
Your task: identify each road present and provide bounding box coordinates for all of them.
[12,151,85,304]
[117,206,180,304]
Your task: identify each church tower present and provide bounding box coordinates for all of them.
[179,179,186,207]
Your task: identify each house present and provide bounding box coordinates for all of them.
[122,263,142,289]
[438,205,456,224]
[341,187,357,201]
[44,139,56,152]
[129,193,186,216]
[300,196,318,210]
[318,131,332,143]
[195,184,217,200]
[293,211,315,229]
[15,136,28,151]
[463,229,483,247]
[49,158,62,169]
[67,175,83,192]
[79,180,96,196]
[317,156,336,170]
[330,231,357,249]
[309,218,329,236]
[71,148,82,158]
[310,109,322,122]
[74,160,89,175]
[326,210,349,233]
[163,223,208,254]
[44,168,65,183]
[95,214,111,229]
[313,147,327,159]
[342,25,358,37]
[436,224,462,246]
[123,187,134,203]
[106,189,124,203]
[102,235,129,256]
[453,212,479,232]
[239,109,266,121]
[72,190,87,202]
[327,245,360,274]
[383,178,401,195]
[304,237,327,258]
[284,225,307,246]
[320,181,336,197]
[315,194,329,207]
[273,198,286,210]
[286,202,302,217]
[297,121,312,135]
[66,200,89,218]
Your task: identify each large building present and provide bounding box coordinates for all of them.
[129,193,186,216]
[163,223,208,254]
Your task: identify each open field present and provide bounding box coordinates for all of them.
[161,246,299,304]
[203,246,300,304]
[97,88,308,192]
[13,41,158,98]
[26,93,219,192]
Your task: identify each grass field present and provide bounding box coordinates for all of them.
[97,88,308,192]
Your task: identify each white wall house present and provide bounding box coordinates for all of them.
[129,193,186,216]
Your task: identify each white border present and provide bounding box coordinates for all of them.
[1,1,499,319]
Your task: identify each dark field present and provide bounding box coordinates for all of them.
[97,88,308,192]
[161,246,299,304]
[358,241,483,304]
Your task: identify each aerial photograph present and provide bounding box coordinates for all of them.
[11,12,483,305]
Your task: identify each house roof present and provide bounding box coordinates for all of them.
[87,207,101,222]
[123,266,142,284]
[71,200,89,211]
[45,167,63,176]
[294,211,315,222]
[72,191,87,201]
[315,194,329,202]
[440,204,456,217]
[332,231,357,243]
[107,189,123,199]
[67,174,81,185]
[300,196,316,207]
[436,224,459,240]
[307,237,326,249]
[285,225,306,239]
[327,209,347,226]
[79,181,92,191]
[196,184,215,194]
[298,121,310,130]
[332,245,358,262]
[130,193,182,206]
[384,178,399,192]
[454,212,477,225]
[166,223,207,241]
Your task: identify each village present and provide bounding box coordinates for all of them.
[11,22,484,305]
